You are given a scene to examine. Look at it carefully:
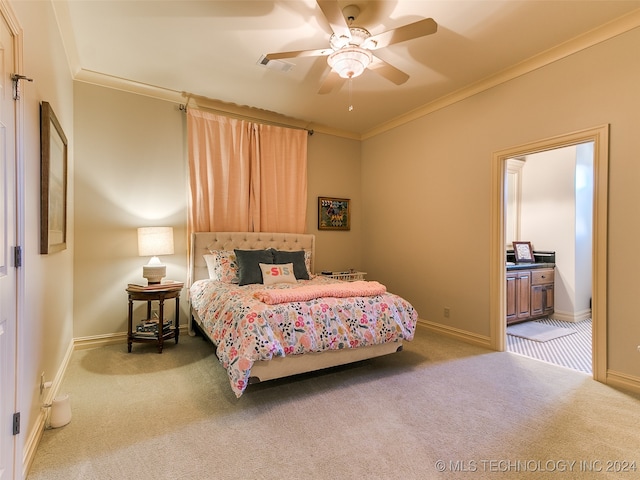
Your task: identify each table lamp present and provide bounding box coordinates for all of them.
[137,226,174,284]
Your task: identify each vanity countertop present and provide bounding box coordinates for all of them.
[506,262,555,271]
[506,249,555,271]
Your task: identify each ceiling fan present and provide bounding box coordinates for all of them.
[264,0,437,94]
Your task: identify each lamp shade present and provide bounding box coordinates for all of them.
[138,227,174,284]
[137,227,174,257]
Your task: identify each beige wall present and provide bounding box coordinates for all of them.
[73,85,363,338]
[73,83,188,338]
[306,132,362,273]
[362,27,640,377]
[11,0,75,451]
[13,1,640,464]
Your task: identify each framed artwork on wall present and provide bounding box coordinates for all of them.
[40,101,68,254]
[318,197,350,231]
[512,241,534,263]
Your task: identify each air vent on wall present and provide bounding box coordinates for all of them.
[257,54,294,73]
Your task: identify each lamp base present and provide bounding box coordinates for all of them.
[142,264,166,285]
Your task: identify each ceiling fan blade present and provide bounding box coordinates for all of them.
[368,56,410,85]
[317,0,351,39]
[318,70,345,94]
[266,48,332,61]
[367,18,437,50]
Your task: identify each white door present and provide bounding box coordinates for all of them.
[0,9,18,480]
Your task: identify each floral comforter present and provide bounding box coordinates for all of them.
[189,275,418,397]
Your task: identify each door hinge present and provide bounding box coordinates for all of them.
[12,412,20,435]
[13,246,22,268]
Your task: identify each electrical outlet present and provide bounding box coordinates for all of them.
[40,372,45,396]
[444,307,450,318]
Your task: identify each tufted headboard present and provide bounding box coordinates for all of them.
[190,232,316,285]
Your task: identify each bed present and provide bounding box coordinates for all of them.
[189,232,418,397]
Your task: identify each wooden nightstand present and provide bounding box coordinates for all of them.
[126,283,182,353]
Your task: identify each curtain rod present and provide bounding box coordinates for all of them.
[179,97,314,136]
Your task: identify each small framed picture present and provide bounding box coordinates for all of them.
[512,241,534,263]
[318,197,350,231]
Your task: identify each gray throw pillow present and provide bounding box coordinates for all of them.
[234,249,275,285]
[270,249,310,280]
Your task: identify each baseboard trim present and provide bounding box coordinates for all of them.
[23,337,74,479]
[74,332,128,350]
[22,411,46,480]
[419,321,640,396]
[73,325,189,350]
[552,309,592,323]
[418,319,492,349]
[606,369,640,395]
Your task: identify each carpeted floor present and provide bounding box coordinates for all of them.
[28,326,639,480]
[507,318,592,374]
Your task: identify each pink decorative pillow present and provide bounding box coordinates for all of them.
[259,263,297,285]
[203,250,239,283]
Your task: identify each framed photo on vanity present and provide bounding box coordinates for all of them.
[512,241,534,263]
[40,101,68,254]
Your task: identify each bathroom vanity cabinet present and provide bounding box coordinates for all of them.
[506,267,554,325]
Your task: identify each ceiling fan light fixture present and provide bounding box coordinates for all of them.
[329,34,351,50]
[327,46,372,79]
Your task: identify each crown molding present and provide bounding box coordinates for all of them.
[74,69,185,104]
[73,69,359,140]
[185,92,360,140]
[58,2,640,142]
[361,8,640,140]
[51,0,80,77]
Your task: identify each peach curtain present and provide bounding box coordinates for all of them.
[187,109,252,233]
[187,109,307,235]
[251,123,307,232]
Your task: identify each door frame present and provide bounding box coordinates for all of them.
[0,1,24,478]
[490,125,609,381]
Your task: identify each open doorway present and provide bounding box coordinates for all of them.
[490,125,609,382]
[505,144,593,373]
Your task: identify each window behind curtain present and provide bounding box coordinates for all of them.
[187,108,307,236]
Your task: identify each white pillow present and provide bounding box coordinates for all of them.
[259,263,297,285]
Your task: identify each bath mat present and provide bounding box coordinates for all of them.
[507,321,577,342]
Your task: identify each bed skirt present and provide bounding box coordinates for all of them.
[190,307,402,384]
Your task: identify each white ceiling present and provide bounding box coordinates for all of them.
[55,0,640,137]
